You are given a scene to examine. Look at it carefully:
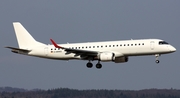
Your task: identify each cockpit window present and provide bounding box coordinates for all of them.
[159,41,169,45]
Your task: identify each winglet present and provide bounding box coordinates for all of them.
[50,39,62,48]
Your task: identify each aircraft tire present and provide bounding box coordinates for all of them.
[86,62,93,68]
[155,60,160,64]
[96,63,102,69]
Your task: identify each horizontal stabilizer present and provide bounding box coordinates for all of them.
[5,46,31,53]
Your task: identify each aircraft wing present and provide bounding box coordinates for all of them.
[50,39,98,57]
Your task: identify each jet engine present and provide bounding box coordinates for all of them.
[98,52,115,62]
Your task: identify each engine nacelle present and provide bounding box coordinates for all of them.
[114,57,128,63]
[98,52,115,62]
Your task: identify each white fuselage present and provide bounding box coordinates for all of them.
[28,39,175,60]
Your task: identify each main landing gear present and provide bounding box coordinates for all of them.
[86,61,102,69]
[155,54,160,64]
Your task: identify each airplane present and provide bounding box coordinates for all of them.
[6,22,176,69]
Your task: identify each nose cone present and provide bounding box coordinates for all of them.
[169,46,176,52]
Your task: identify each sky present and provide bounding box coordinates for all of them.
[0,0,179,90]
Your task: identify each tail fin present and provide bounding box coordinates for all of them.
[13,22,45,49]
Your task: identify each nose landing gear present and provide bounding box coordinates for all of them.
[155,54,160,64]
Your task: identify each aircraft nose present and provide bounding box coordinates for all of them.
[169,46,176,52]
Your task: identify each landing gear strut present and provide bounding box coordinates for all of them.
[155,54,160,64]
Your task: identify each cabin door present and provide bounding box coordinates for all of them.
[150,41,154,50]
[44,47,48,56]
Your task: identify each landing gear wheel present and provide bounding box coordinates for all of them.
[155,60,160,64]
[96,63,102,69]
[86,62,93,68]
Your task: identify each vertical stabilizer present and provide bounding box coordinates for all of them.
[13,22,45,49]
